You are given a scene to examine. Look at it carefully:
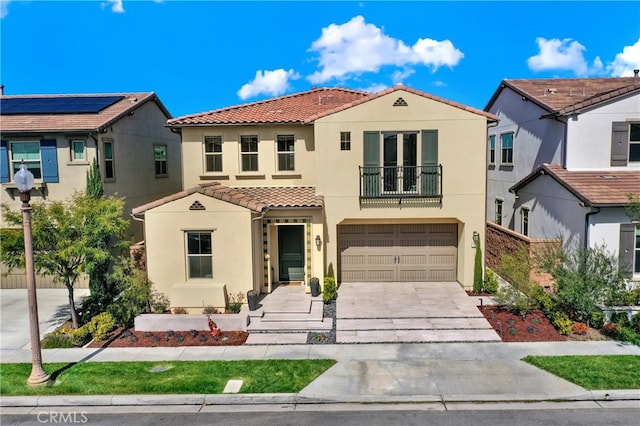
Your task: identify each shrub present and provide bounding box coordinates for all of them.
[323,277,337,304]
[42,331,74,349]
[616,327,640,346]
[493,284,534,317]
[107,263,154,328]
[590,310,605,329]
[173,307,188,314]
[473,241,483,294]
[631,312,640,333]
[327,262,335,279]
[572,322,589,335]
[151,290,170,314]
[610,312,630,327]
[602,322,622,337]
[529,284,557,314]
[483,269,499,294]
[227,292,245,313]
[622,286,640,306]
[551,311,573,336]
[175,335,185,343]
[202,305,220,315]
[69,325,92,347]
[88,312,116,341]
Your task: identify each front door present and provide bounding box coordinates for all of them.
[278,225,305,281]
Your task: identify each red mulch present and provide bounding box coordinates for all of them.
[479,306,566,342]
[86,327,248,348]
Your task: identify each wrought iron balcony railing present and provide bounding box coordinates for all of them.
[359,165,442,201]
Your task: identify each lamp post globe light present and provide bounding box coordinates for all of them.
[15,162,50,385]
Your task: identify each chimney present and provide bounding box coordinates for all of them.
[634,69,639,78]
[0,85,4,96]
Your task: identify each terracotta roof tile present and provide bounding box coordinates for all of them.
[168,87,370,126]
[0,92,171,133]
[132,183,323,215]
[511,163,640,206]
[490,78,639,115]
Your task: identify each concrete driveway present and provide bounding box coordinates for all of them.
[336,282,501,343]
[0,288,89,357]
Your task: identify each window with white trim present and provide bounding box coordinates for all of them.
[635,225,640,275]
[11,141,41,178]
[489,135,495,165]
[521,207,530,236]
[630,123,640,163]
[186,231,213,279]
[495,198,503,225]
[501,132,513,165]
[204,136,223,172]
[70,139,86,161]
[103,140,115,180]
[340,132,351,151]
[154,145,168,176]
[276,135,295,171]
[240,135,258,172]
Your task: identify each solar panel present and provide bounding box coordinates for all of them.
[0,95,125,115]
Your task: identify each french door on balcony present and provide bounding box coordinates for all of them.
[383,132,418,193]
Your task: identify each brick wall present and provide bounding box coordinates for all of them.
[486,222,560,288]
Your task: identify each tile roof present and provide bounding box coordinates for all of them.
[167,87,370,126]
[0,92,171,133]
[131,183,323,215]
[168,84,499,127]
[510,163,640,207]
[486,77,640,115]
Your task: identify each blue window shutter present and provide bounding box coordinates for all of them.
[0,141,9,183]
[40,139,59,183]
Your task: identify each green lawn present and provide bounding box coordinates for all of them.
[0,359,336,396]
[522,355,640,390]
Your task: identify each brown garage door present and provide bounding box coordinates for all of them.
[339,223,457,282]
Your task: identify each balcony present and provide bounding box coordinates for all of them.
[359,165,442,203]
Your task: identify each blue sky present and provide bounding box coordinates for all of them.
[1,1,639,117]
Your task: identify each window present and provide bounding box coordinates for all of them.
[154,145,168,176]
[501,132,513,164]
[276,135,295,171]
[495,199,503,225]
[521,207,530,236]
[204,136,223,172]
[635,225,640,275]
[11,141,41,178]
[103,140,114,179]
[186,231,213,279]
[489,135,496,165]
[340,132,351,151]
[630,123,640,163]
[70,140,86,161]
[240,135,258,172]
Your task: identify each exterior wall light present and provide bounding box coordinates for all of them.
[472,231,479,248]
[315,235,322,248]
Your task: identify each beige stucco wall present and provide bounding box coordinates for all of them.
[313,89,488,288]
[180,124,316,189]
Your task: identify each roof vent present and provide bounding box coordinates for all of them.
[599,175,619,179]
[547,88,557,94]
[393,97,408,107]
[189,200,206,210]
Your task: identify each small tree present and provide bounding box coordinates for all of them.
[0,192,129,328]
[86,158,104,199]
[473,239,483,293]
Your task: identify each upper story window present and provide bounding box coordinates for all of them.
[240,135,259,172]
[103,139,115,180]
[630,123,640,162]
[154,145,168,176]
[635,225,640,275]
[495,198,503,225]
[70,139,86,162]
[204,136,223,172]
[276,135,295,171]
[489,135,496,165]
[340,132,351,151]
[500,132,513,165]
[186,231,213,279]
[521,207,530,236]
[11,141,42,178]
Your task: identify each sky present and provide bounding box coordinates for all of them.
[1,1,639,118]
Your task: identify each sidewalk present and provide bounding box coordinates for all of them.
[2,341,639,408]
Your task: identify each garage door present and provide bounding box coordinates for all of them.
[339,223,457,282]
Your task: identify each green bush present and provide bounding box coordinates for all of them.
[610,312,630,328]
[42,331,74,349]
[616,327,640,346]
[327,262,335,279]
[551,311,573,336]
[473,241,483,294]
[631,312,640,333]
[590,310,605,329]
[493,285,534,317]
[151,290,170,314]
[528,284,557,314]
[107,263,154,328]
[622,286,640,306]
[323,277,337,304]
[88,312,116,341]
[482,269,499,294]
[69,326,92,347]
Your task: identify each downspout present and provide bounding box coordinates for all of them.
[553,115,568,168]
[584,206,601,250]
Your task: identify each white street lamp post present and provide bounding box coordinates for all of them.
[14,162,50,385]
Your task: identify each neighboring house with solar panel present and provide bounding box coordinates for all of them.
[0,92,182,288]
[131,84,498,311]
[484,77,640,280]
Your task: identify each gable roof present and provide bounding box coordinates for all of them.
[510,163,640,207]
[167,87,370,126]
[132,183,323,215]
[485,77,640,116]
[168,84,499,127]
[0,92,172,134]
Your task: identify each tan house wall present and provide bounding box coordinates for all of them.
[314,89,489,288]
[180,125,316,190]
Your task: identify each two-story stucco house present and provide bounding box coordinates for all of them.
[132,85,498,310]
[485,77,640,279]
[1,92,182,288]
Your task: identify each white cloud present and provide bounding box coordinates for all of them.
[607,38,640,76]
[237,69,301,100]
[1,0,10,19]
[527,37,590,76]
[307,16,463,84]
[102,0,125,13]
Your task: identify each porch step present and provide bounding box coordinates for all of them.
[260,300,323,322]
[245,332,309,345]
[337,329,501,344]
[337,317,494,331]
[247,317,332,332]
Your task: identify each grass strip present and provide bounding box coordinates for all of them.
[0,359,336,396]
[522,355,640,390]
